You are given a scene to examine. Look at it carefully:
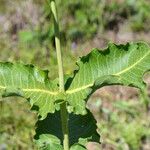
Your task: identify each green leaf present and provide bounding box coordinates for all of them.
[0,62,60,119]
[65,42,150,115]
[35,134,63,150]
[35,110,99,148]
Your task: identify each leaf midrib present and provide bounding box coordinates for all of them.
[0,85,58,95]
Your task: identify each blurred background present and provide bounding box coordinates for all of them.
[0,0,150,149]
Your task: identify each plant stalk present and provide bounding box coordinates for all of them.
[50,0,64,92]
[49,0,69,150]
[60,102,69,150]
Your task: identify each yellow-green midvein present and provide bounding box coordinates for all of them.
[115,50,150,75]
[0,85,58,95]
[66,84,93,94]
[23,88,58,95]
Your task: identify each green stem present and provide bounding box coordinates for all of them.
[49,0,69,150]
[60,102,69,150]
[50,0,64,92]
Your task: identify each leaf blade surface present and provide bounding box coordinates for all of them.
[66,42,150,114]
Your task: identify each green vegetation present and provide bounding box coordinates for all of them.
[0,0,150,150]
